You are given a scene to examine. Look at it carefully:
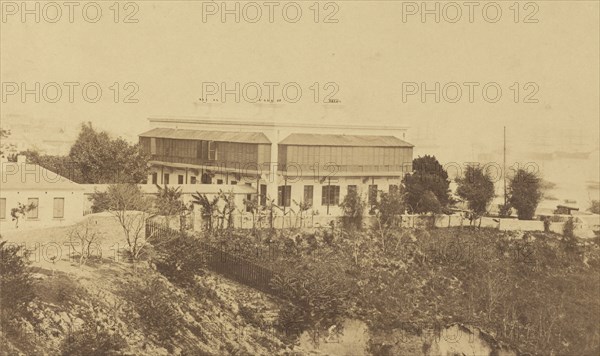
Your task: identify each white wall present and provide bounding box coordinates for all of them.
[0,189,84,232]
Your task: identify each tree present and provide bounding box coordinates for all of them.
[293,200,312,228]
[191,192,219,231]
[402,155,451,213]
[69,122,148,183]
[339,189,365,231]
[589,200,600,214]
[89,190,110,213]
[11,149,83,182]
[0,128,16,156]
[456,165,496,225]
[508,169,542,220]
[68,219,103,267]
[218,190,236,230]
[244,197,260,231]
[155,185,188,229]
[418,191,442,214]
[104,184,155,271]
[375,188,406,228]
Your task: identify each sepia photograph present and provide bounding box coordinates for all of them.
[0,1,599,355]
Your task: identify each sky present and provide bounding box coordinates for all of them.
[1,0,599,205]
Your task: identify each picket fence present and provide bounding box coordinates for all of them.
[145,221,279,295]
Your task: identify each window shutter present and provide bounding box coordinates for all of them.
[53,198,65,218]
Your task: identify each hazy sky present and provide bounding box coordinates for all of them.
[1,1,599,202]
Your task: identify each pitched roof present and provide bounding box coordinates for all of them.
[279,133,414,147]
[0,163,83,190]
[139,128,271,144]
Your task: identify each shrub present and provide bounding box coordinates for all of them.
[339,189,365,231]
[61,319,127,356]
[270,269,348,338]
[508,169,542,220]
[89,190,110,213]
[402,155,452,212]
[125,277,182,348]
[154,234,205,287]
[456,165,495,223]
[0,240,34,324]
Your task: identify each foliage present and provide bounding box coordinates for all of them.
[154,185,190,230]
[244,197,260,231]
[0,240,35,325]
[10,202,37,228]
[191,192,219,232]
[418,191,442,214]
[61,318,127,356]
[270,269,348,338]
[260,196,281,230]
[154,233,205,287]
[456,165,496,223]
[217,190,236,230]
[375,188,405,228]
[293,200,312,228]
[508,169,543,220]
[589,200,600,214]
[68,219,103,266]
[563,217,575,242]
[127,278,182,348]
[498,203,512,218]
[89,190,110,213]
[104,184,155,269]
[402,155,451,213]
[339,189,365,230]
[68,122,149,183]
[0,128,16,156]
[11,149,83,183]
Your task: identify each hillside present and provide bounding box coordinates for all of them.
[2,215,599,355]
[0,215,300,356]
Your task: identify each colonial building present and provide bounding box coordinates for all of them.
[0,156,85,231]
[139,117,414,217]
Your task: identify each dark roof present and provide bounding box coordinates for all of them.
[139,128,271,144]
[1,163,83,190]
[279,133,413,147]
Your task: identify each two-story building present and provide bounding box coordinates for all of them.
[139,117,414,217]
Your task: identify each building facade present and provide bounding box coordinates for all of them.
[139,117,414,217]
[0,157,85,231]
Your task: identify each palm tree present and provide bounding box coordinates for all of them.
[191,192,219,232]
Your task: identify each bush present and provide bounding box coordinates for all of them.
[402,155,452,213]
[89,190,110,213]
[508,169,542,220]
[270,269,348,338]
[0,240,35,324]
[61,319,127,356]
[154,234,205,287]
[339,189,365,231]
[126,278,182,348]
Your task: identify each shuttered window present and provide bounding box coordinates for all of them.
[0,198,6,219]
[53,198,65,218]
[27,198,39,219]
